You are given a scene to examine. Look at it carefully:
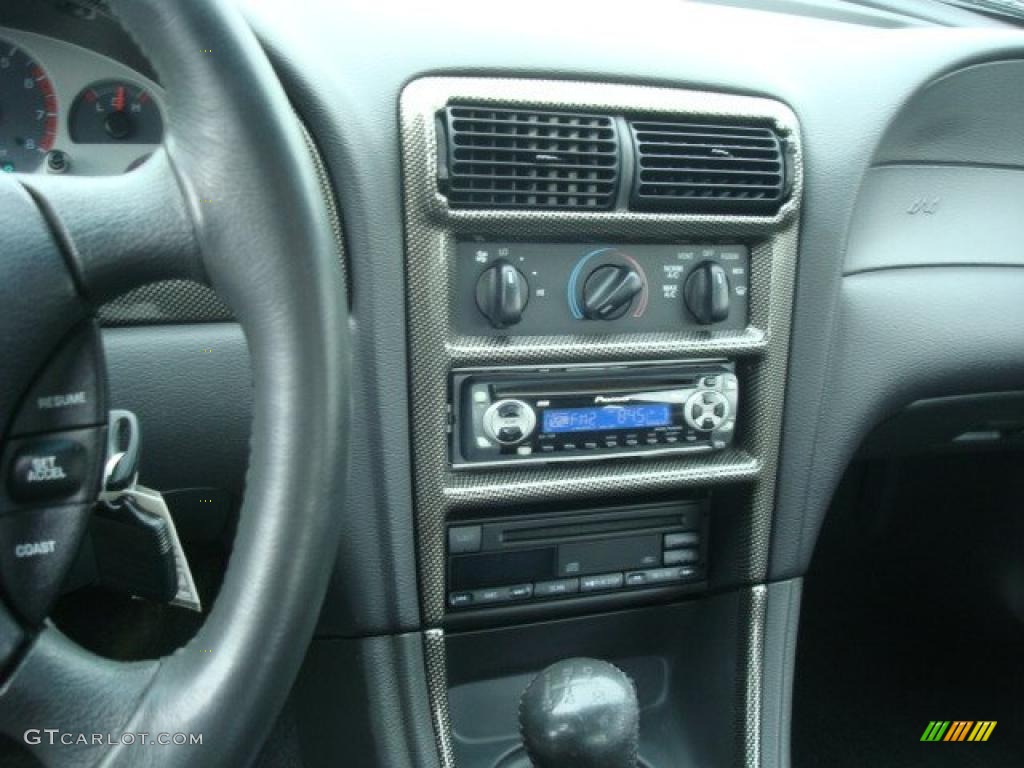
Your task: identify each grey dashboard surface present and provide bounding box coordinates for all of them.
[229,0,1024,631]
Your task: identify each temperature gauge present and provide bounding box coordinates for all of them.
[69,81,163,144]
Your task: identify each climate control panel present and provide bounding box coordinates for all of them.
[455,242,750,336]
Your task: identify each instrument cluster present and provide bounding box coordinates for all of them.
[0,28,163,176]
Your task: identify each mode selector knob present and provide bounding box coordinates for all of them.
[684,261,731,325]
[482,399,537,445]
[582,265,642,320]
[476,259,529,329]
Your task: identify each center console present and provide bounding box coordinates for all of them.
[400,76,802,768]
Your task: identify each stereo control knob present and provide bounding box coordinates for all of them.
[476,259,529,329]
[684,390,729,432]
[582,265,642,320]
[482,399,536,445]
[684,261,730,325]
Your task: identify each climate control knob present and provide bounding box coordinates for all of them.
[683,261,731,325]
[476,259,529,328]
[582,264,643,320]
[482,399,537,445]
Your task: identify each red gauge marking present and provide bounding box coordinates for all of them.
[84,89,98,103]
[112,85,126,112]
[30,65,58,152]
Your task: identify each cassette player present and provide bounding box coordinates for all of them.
[450,362,738,468]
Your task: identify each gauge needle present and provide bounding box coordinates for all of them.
[112,86,126,112]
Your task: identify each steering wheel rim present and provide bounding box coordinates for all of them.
[0,1,349,766]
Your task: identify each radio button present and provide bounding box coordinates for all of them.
[580,572,624,592]
[625,438,639,447]
[499,426,523,442]
[473,586,512,604]
[497,402,520,419]
[540,445,556,453]
[702,376,718,388]
[625,572,647,586]
[664,435,679,444]
[664,532,699,549]
[449,592,473,608]
[509,584,534,600]
[664,549,699,566]
[483,399,536,445]
[535,578,580,597]
[629,566,692,585]
[448,525,482,554]
[583,441,599,450]
[701,417,715,430]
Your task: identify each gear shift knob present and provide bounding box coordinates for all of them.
[519,658,640,768]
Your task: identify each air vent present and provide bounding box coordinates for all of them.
[630,120,787,214]
[441,107,620,210]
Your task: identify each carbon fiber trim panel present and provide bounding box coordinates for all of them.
[423,629,456,768]
[99,118,347,326]
[98,279,233,325]
[740,585,768,768]
[401,76,802,627]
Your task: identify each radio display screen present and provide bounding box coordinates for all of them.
[542,404,672,433]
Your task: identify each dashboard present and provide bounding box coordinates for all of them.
[3,0,1024,767]
[0,27,163,175]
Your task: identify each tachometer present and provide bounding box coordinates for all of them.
[0,39,58,173]
[69,81,163,144]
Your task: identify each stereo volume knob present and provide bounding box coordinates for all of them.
[684,261,731,325]
[476,259,529,329]
[482,399,537,445]
[582,265,642,320]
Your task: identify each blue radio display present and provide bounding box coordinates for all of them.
[542,404,672,433]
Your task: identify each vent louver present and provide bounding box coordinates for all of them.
[630,120,787,214]
[442,107,620,210]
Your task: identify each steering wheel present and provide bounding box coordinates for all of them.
[0,1,348,765]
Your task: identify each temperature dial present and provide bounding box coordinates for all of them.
[581,264,643,320]
[69,81,163,144]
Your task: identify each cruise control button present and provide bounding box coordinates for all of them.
[0,505,92,624]
[11,324,106,437]
[7,437,88,504]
